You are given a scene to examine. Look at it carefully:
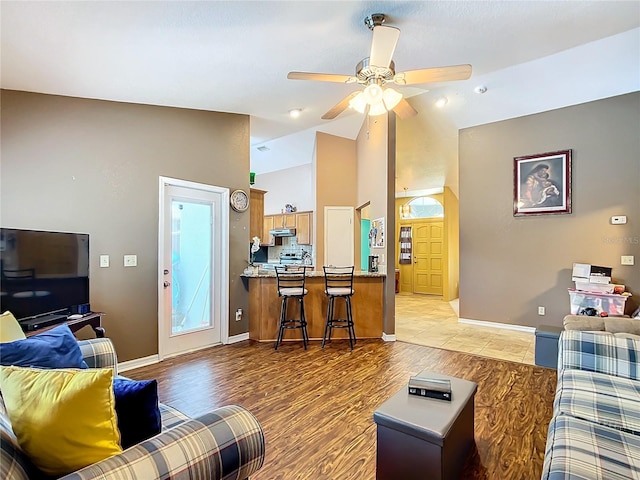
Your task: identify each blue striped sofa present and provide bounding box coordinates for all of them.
[1,337,265,480]
[541,329,640,479]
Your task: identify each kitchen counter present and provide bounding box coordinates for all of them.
[241,269,385,278]
[245,271,385,343]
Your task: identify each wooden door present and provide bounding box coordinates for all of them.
[412,219,443,295]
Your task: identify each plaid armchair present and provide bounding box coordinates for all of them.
[1,338,265,480]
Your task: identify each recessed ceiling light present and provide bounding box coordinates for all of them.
[289,108,302,118]
[434,97,448,108]
[474,85,488,94]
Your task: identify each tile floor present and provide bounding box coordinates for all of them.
[395,293,536,365]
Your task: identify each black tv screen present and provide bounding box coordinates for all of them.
[0,228,90,321]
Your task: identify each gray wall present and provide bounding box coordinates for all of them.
[459,92,640,328]
[1,90,251,361]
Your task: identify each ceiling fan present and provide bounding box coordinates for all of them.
[287,13,472,120]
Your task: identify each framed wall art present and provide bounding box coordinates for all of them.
[514,149,572,216]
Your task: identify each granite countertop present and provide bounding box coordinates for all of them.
[241,269,386,278]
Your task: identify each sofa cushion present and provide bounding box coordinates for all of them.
[542,414,640,480]
[0,323,88,369]
[0,366,122,476]
[555,369,640,435]
[113,377,161,449]
[0,312,26,343]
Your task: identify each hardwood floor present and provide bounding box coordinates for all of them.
[126,339,557,479]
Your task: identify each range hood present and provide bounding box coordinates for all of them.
[270,228,296,237]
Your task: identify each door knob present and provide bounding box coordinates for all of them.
[163,281,171,288]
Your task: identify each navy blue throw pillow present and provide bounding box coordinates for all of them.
[0,323,88,369]
[113,377,162,449]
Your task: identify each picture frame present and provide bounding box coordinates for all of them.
[513,149,572,216]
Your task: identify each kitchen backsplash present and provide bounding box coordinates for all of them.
[268,236,314,263]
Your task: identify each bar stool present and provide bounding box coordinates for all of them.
[322,265,356,350]
[274,266,309,350]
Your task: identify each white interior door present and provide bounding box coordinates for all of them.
[158,177,229,360]
[324,206,354,267]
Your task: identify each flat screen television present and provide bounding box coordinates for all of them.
[0,228,90,321]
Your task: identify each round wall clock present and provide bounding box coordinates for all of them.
[230,189,249,212]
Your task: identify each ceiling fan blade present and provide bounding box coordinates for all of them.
[393,98,418,120]
[322,92,361,120]
[396,64,472,85]
[287,71,355,83]
[369,25,400,68]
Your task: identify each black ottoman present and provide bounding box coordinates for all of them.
[373,371,478,480]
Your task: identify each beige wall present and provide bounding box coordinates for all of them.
[459,92,640,328]
[356,114,395,335]
[443,187,460,301]
[1,90,251,361]
[315,132,357,271]
[254,163,315,215]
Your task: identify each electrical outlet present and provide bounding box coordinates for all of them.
[124,255,137,267]
[99,255,110,268]
[235,308,243,321]
[621,255,635,266]
[611,216,627,225]
[538,306,546,316]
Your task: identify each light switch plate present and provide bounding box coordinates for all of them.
[621,255,635,266]
[124,255,138,267]
[99,255,110,268]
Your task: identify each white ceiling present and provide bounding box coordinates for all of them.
[2,1,639,177]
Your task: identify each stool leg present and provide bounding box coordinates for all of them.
[275,296,287,350]
[346,295,355,350]
[322,296,332,348]
[299,296,308,350]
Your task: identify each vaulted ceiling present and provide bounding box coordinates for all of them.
[2,1,638,189]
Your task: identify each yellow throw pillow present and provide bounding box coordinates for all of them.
[0,311,26,342]
[0,366,122,476]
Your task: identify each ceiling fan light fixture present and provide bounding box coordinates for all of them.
[348,92,367,113]
[368,101,387,116]
[363,83,383,104]
[382,87,403,110]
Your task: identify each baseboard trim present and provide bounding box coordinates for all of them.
[382,333,397,342]
[118,354,160,373]
[227,333,250,344]
[458,317,536,333]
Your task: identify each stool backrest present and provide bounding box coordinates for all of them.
[323,265,355,296]
[275,266,308,296]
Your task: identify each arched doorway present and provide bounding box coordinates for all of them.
[398,196,444,295]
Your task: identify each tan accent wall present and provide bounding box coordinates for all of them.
[459,92,640,328]
[1,90,251,361]
[314,132,357,271]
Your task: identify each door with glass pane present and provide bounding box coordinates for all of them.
[158,178,228,359]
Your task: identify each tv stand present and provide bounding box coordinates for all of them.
[25,312,106,338]
[20,314,67,332]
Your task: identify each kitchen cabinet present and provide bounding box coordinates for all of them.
[295,211,313,245]
[249,189,266,241]
[270,213,296,229]
[263,216,275,246]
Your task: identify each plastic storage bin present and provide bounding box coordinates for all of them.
[568,289,629,316]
